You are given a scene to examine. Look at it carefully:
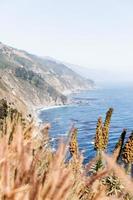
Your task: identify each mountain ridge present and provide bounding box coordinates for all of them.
[0,42,94,114]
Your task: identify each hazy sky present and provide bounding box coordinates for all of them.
[0,0,133,79]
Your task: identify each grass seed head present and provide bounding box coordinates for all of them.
[69,127,78,159]
[122,132,133,164]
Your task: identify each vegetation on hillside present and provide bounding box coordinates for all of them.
[0,55,11,69]
[0,99,133,200]
[15,67,67,104]
[15,67,44,88]
[0,42,94,109]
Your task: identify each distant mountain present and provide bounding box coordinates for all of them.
[0,42,94,113]
[43,57,96,84]
[43,57,100,84]
[64,62,133,86]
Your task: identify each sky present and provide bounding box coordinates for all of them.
[0,0,133,83]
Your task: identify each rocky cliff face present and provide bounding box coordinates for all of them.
[0,42,94,113]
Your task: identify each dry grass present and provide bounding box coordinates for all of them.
[0,102,133,200]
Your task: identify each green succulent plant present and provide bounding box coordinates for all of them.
[90,159,104,174]
[102,175,124,196]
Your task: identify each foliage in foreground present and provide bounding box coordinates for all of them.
[0,100,133,200]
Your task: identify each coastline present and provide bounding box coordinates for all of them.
[36,104,70,114]
[32,87,95,123]
[32,104,71,124]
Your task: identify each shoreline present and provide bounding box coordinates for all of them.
[32,104,72,124]
[32,87,96,123]
[37,104,70,113]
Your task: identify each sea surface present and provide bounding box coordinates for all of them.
[39,85,133,163]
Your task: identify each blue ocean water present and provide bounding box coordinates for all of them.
[39,85,133,162]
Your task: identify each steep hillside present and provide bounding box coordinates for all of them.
[0,42,94,112]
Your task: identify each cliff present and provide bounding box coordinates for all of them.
[0,42,94,114]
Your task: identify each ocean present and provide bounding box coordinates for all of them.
[38,84,133,163]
